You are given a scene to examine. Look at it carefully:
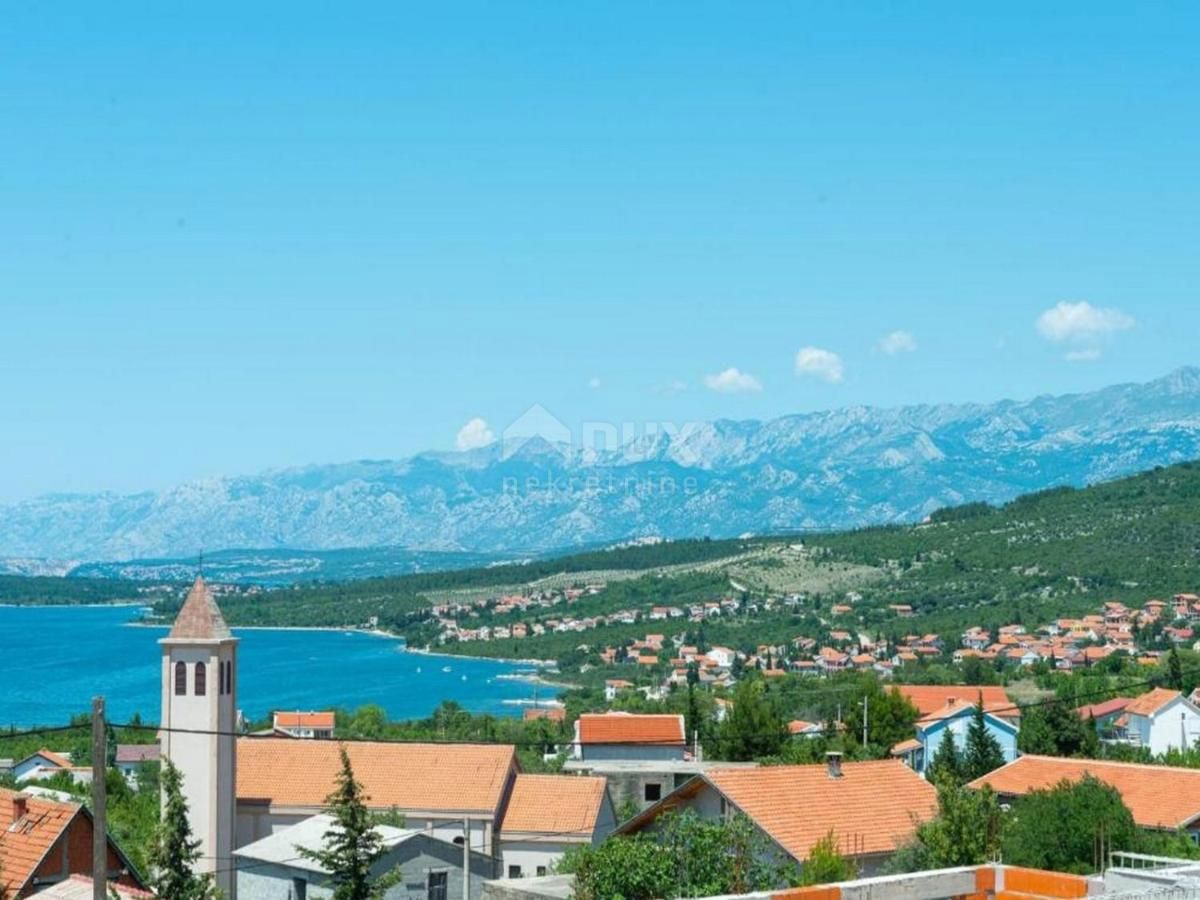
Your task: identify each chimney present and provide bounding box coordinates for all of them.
[12,793,28,821]
[826,751,843,779]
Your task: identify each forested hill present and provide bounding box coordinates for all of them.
[805,459,1200,629]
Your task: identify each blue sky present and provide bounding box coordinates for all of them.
[2,2,1198,501]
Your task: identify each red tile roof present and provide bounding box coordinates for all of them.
[274,711,335,729]
[499,774,608,838]
[0,789,81,896]
[970,755,1200,830]
[1075,698,1132,720]
[700,761,937,860]
[522,707,565,722]
[1124,688,1182,717]
[237,738,517,814]
[894,685,1018,720]
[577,713,685,746]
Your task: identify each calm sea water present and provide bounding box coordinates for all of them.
[0,605,551,727]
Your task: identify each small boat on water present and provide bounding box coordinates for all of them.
[461,675,467,681]
[442,666,452,673]
[415,667,422,674]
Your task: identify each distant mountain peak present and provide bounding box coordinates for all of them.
[2,369,1200,562]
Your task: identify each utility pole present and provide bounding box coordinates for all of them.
[91,696,107,900]
[462,816,471,900]
[862,695,869,747]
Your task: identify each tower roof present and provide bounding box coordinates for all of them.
[167,576,233,641]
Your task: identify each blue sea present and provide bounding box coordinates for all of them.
[0,605,552,727]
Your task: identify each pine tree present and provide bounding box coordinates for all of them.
[1168,647,1185,691]
[298,746,398,900]
[928,728,962,786]
[147,760,220,900]
[962,699,1006,781]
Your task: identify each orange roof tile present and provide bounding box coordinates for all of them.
[166,576,232,641]
[970,755,1200,830]
[577,713,685,746]
[0,788,82,896]
[237,738,516,814]
[700,762,937,860]
[20,748,73,770]
[1124,688,1182,717]
[894,685,1017,719]
[274,711,335,729]
[523,707,565,722]
[499,774,607,837]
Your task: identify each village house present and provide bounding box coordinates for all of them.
[0,788,147,898]
[971,755,1200,840]
[1104,688,1200,753]
[234,813,498,900]
[272,710,336,739]
[616,757,938,876]
[496,774,616,879]
[893,699,1019,777]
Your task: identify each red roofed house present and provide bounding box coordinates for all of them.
[497,774,616,879]
[617,756,938,876]
[894,685,1019,724]
[573,713,687,763]
[273,710,336,739]
[1112,688,1200,754]
[0,788,146,898]
[970,755,1200,837]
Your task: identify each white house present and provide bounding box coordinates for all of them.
[272,711,335,739]
[497,774,616,879]
[12,749,73,783]
[234,814,497,900]
[706,647,736,668]
[1115,688,1200,754]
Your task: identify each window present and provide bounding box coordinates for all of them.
[428,871,448,900]
[195,661,206,696]
[508,865,523,879]
[226,660,234,695]
[174,662,187,696]
[644,783,662,803]
[218,660,225,695]
[536,866,547,877]
[291,878,307,900]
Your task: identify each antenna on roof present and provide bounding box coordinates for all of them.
[198,550,204,578]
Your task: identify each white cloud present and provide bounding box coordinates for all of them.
[587,376,602,389]
[878,330,917,355]
[1065,348,1102,362]
[455,417,495,450]
[703,367,763,394]
[1036,301,1135,343]
[794,346,844,383]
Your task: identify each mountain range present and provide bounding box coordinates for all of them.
[4,367,1200,570]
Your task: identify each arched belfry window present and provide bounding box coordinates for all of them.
[218,659,226,694]
[174,661,187,696]
[195,661,207,696]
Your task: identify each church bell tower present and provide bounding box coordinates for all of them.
[160,576,238,898]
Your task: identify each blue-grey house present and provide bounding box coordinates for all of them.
[893,700,1019,777]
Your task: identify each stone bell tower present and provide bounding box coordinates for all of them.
[160,576,238,898]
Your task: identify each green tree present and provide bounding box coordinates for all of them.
[841,682,919,752]
[962,700,1006,781]
[1002,776,1137,874]
[560,811,794,899]
[298,746,399,900]
[1167,647,1185,691]
[799,830,856,886]
[888,782,1002,872]
[146,760,219,900]
[1018,702,1095,758]
[718,679,786,761]
[928,728,962,786]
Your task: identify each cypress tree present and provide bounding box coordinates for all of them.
[929,727,962,786]
[147,760,219,900]
[298,746,398,900]
[962,698,1006,781]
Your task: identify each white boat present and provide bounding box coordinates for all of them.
[442,666,452,673]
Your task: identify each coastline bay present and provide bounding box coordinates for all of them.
[0,605,554,727]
